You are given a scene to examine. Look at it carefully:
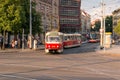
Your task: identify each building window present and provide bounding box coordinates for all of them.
[60,0,79,7]
[60,18,79,25]
[60,9,79,16]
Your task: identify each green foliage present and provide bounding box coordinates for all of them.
[91,20,101,32]
[91,16,113,33]
[95,20,101,32]
[0,0,26,33]
[105,16,113,32]
[0,0,42,35]
[114,20,120,35]
[31,1,42,35]
[19,0,30,34]
[20,0,42,35]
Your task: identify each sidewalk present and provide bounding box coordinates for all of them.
[0,45,45,53]
[96,44,120,56]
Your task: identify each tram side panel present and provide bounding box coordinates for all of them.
[63,34,82,48]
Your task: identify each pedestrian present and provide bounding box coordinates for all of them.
[14,40,18,48]
[27,40,30,48]
[11,40,15,48]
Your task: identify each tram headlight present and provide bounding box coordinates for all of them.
[57,45,59,48]
[48,45,50,48]
[46,45,50,48]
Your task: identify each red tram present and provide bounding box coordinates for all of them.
[63,33,82,48]
[45,31,82,53]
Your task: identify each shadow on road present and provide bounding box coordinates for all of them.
[62,43,99,55]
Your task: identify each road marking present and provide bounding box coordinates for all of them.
[0,74,36,80]
[84,67,120,80]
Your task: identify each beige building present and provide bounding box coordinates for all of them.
[34,0,59,32]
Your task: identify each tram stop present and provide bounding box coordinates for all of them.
[104,32,112,48]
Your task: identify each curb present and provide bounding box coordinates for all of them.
[0,49,20,53]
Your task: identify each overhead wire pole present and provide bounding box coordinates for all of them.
[100,0,104,49]
[100,0,106,50]
[103,0,106,51]
[100,0,105,49]
[29,0,32,49]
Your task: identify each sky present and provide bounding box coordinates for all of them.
[81,0,120,21]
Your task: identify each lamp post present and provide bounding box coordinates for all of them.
[29,0,32,49]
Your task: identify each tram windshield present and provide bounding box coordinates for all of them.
[46,36,61,42]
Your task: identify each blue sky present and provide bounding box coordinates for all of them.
[81,0,120,21]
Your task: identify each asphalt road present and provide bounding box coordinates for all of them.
[0,43,120,80]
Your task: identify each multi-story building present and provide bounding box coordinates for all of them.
[81,10,91,35]
[112,8,120,38]
[34,0,59,32]
[59,0,81,33]
[112,8,120,29]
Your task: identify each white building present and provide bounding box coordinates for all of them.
[81,10,91,34]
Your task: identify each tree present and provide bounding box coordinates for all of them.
[114,20,120,35]
[94,20,101,32]
[0,0,42,49]
[91,16,113,33]
[31,1,42,36]
[0,0,26,49]
[91,20,101,32]
[20,0,42,35]
[105,16,113,32]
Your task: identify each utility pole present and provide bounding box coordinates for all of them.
[103,0,106,51]
[100,0,105,49]
[29,0,32,49]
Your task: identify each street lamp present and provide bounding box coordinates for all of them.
[29,0,32,49]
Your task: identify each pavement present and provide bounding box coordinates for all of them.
[0,45,45,53]
[96,44,120,56]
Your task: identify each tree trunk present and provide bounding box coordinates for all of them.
[2,30,6,50]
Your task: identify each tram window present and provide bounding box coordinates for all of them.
[77,36,80,40]
[75,36,77,40]
[71,36,73,40]
[64,36,67,40]
[68,36,71,40]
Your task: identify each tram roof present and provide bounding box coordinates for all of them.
[46,31,63,36]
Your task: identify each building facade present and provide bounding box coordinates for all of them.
[112,8,120,28]
[81,10,91,34]
[112,8,120,38]
[59,0,81,33]
[34,0,59,32]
